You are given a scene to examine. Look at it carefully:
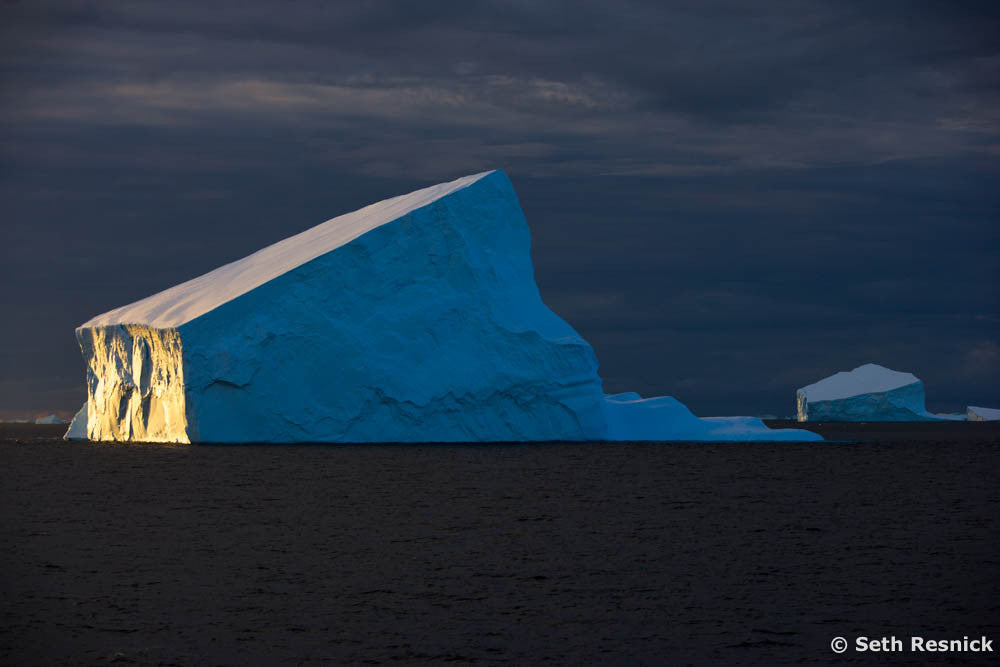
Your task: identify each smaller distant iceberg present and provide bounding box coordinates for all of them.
[967,405,1000,422]
[35,414,69,425]
[796,363,963,422]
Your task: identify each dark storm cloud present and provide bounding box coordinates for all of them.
[1,0,997,418]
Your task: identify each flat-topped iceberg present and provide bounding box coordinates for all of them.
[967,406,1000,422]
[796,363,959,422]
[35,414,68,425]
[69,170,819,443]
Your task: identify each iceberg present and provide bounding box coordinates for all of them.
[967,405,1000,422]
[70,170,819,443]
[35,413,69,425]
[796,363,957,422]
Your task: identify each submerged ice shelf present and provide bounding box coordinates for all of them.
[69,170,819,443]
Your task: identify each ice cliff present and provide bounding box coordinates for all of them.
[69,170,819,443]
[796,363,961,422]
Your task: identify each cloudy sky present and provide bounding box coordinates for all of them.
[2,0,998,419]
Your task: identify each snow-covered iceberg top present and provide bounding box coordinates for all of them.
[968,406,1000,422]
[82,171,494,329]
[798,363,919,402]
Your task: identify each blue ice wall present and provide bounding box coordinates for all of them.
[179,171,608,442]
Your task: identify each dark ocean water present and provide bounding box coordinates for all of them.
[1,423,998,666]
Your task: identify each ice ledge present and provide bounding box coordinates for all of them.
[605,393,822,442]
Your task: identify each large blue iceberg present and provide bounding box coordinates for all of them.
[69,170,819,443]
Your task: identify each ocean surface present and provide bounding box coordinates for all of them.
[1,422,998,665]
